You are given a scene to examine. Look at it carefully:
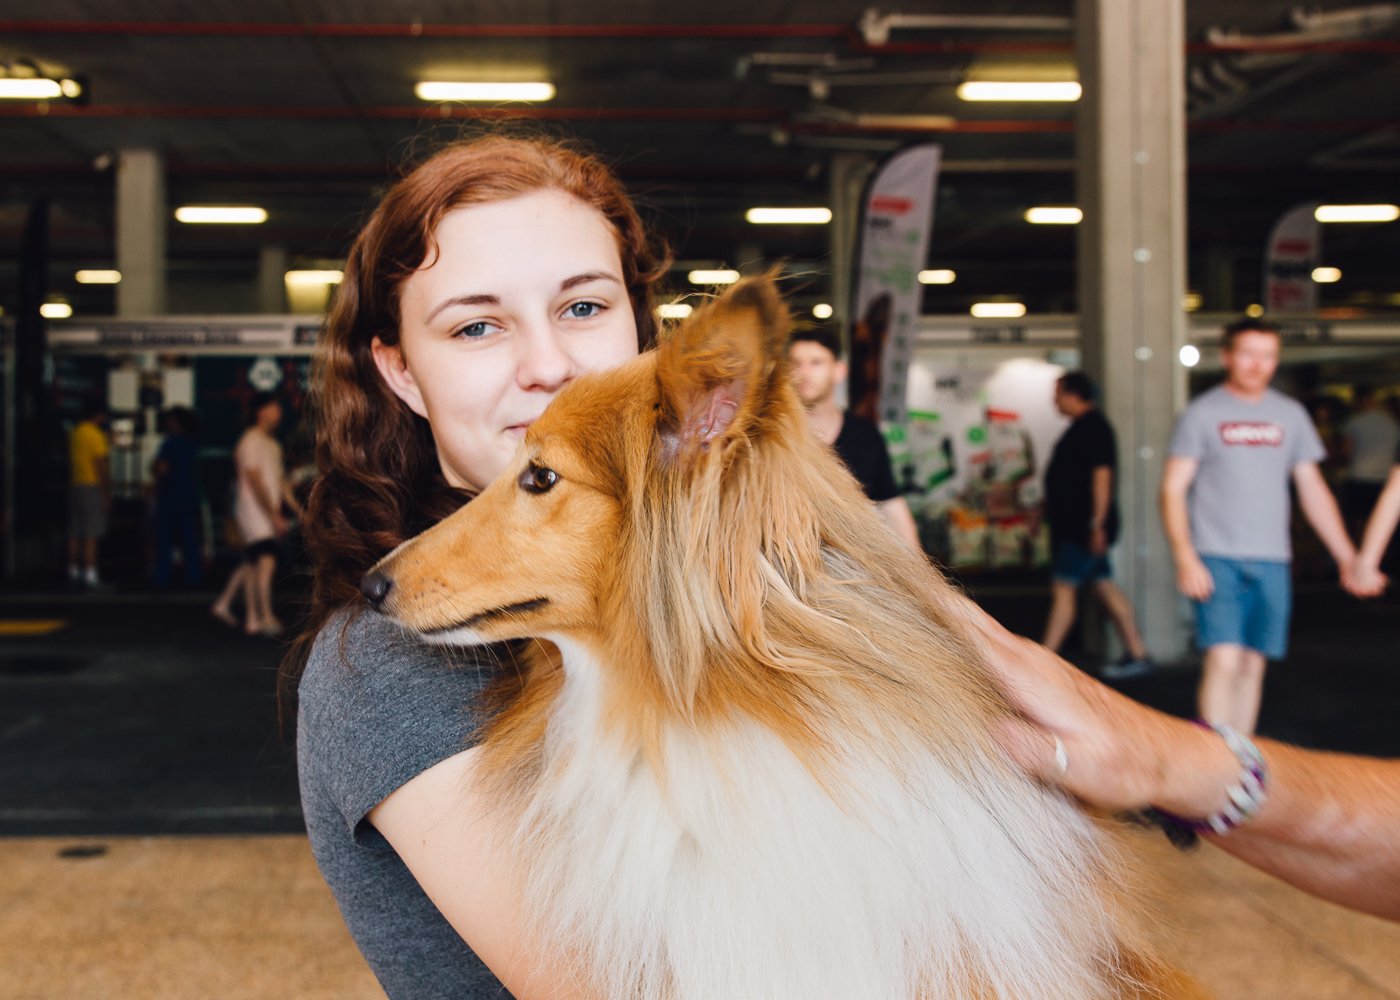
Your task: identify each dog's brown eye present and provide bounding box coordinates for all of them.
[519,464,559,495]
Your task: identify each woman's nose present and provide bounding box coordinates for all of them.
[516,325,577,391]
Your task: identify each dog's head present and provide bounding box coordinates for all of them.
[362,277,816,653]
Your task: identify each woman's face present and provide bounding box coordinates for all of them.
[374,189,640,493]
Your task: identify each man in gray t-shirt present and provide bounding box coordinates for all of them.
[1162,318,1361,735]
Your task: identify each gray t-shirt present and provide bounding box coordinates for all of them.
[1167,384,1325,562]
[1344,409,1400,483]
[297,607,514,1000]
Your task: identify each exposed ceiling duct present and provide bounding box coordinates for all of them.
[1190,3,1400,117]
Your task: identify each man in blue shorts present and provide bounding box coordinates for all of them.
[1041,372,1152,679]
[1162,318,1362,734]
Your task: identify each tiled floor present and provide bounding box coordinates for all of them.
[3,828,1396,999]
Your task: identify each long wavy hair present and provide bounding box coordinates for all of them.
[282,134,671,696]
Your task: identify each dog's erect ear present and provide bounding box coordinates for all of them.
[655,275,791,462]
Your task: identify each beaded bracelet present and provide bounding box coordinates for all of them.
[1141,719,1270,848]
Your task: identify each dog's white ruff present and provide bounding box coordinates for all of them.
[507,635,1120,1000]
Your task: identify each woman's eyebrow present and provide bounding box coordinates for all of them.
[426,293,498,324]
[559,271,622,292]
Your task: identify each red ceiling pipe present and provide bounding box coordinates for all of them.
[7,20,1400,54]
[0,20,849,39]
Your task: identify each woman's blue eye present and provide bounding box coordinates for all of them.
[568,301,601,319]
[455,321,490,339]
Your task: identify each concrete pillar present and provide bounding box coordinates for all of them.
[1076,0,1191,661]
[257,246,289,313]
[1203,246,1235,312]
[116,149,167,316]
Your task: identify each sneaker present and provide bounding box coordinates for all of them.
[1101,656,1154,680]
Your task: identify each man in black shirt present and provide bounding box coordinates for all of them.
[788,328,921,549]
[1041,371,1152,679]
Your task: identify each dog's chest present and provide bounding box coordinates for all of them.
[511,639,1116,1000]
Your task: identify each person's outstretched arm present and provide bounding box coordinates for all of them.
[960,605,1400,920]
[1354,464,1400,593]
[1292,461,1363,592]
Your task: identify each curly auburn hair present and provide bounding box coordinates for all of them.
[283,134,671,691]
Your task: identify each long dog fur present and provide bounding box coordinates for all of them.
[368,277,1206,1000]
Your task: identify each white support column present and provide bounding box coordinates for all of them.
[257,245,289,313]
[1076,0,1190,661]
[116,148,167,317]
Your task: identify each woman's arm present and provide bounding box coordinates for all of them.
[965,608,1400,920]
[370,749,600,999]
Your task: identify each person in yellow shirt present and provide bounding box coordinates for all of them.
[68,401,111,588]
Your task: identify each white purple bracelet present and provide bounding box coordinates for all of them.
[1151,719,1269,842]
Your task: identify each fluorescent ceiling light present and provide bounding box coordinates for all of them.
[285,269,344,287]
[75,269,121,285]
[40,302,73,319]
[1024,206,1082,225]
[658,302,693,319]
[812,303,834,319]
[1314,204,1399,223]
[415,81,556,102]
[957,81,1081,102]
[0,78,63,99]
[687,269,740,285]
[918,269,956,285]
[175,206,268,224]
[1311,266,1342,283]
[745,207,832,225]
[970,302,1027,319]
[1179,345,1201,368]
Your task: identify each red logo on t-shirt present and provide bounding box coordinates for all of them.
[1219,422,1284,446]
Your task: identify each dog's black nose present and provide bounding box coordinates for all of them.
[360,571,393,611]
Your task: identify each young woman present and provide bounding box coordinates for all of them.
[287,134,668,999]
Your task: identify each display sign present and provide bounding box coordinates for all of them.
[46,319,319,353]
[849,143,942,425]
[1263,202,1321,314]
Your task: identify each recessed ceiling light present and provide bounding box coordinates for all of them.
[970,302,1027,318]
[1183,291,1203,312]
[40,302,73,319]
[1245,303,1265,318]
[0,78,63,99]
[918,269,956,285]
[175,206,268,224]
[687,269,740,285]
[1179,345,1201,367]
[957,81,1081,102]
[812,303,834,319]
[745,207,832,225]
[658,302,693,319]
[285,269,344,287]
[415,81,556,102]
[1311,266,1342,283]
[1024,206,1082,225]
[1314,204,1398,223]
[75,269,121,284]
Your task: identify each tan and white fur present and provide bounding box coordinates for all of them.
[367,278,1205,1000]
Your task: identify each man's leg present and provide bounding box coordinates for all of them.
[1041,581,1079,653]
[1091,579,1148,661]
[1198,643,1267,734]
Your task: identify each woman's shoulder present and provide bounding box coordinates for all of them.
[299,606,505,751]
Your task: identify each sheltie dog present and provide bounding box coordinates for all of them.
[365,278,1205,999]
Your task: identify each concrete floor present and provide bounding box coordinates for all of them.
[2,829,1396,999]
[2,580,1398,997]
